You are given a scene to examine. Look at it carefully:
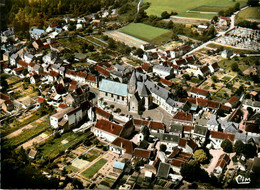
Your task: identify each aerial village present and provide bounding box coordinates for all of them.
[1,0,260,189]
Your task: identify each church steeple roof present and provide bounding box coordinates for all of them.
[128,70,137,93]
[139,83,149,97]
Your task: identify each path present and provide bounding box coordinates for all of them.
[239,109,248,133]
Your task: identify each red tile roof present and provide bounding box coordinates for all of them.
[13,67,24,72]
[134,119,149,126]
[173,112,192,122]
[35,39,44,47]
[211,62,219,70]
[142,63,152,71]
[0,93,10,100]
[182,45,192,51]
[59,103,68,108]
[220,104,231,112]
[94,107,112,119]
[66,69,77,76]
[77,71,87,78]
[172,64,179,70]
[190,87,209,96]
[134,148,151,158]
[37,97,45,103]
[245,123,260,133]
[160,78,173,87]
[86,75,97,82]
[183,125,194,132]
[69,85,77,90]
[49,70,59,77]
[29,62,36,67]
[111,137,134,154]
[185,55,195,62]
[200,65,210,74]
[168,148,182,158]
[226,96,239,106]
[215,154,230,169]
[96,65,110,77]
[175,58,186,65]
[170,159,186,167]
[186,139,197,150]
[228,109,243,123]
[94,119,123,136]
[210,131,235,142]
[149,121,164,130]
[178,138,187,148]
[18,60,28,68]
[70,80,77,85]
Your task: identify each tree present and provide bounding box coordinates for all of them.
[231,62,240,72]
[243,143,257,158]
[217,108,225,117]
[167,20,173,29]
[233,140,245,155]
[211,75,218,83]
[247,0,259,6]
[161,11,170,19]
[247,107,254,115]
[221,139,233,153]
[88,45,94,52]
[180,161,210,183]
[212,15,218,22]
[108,38,116,49]
[160,144,167,152]
[135,48,144,58]
[194,149,207,163]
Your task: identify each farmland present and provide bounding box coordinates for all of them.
[81,158,107,179]
[119,23,172,44]
[144,0,247,18]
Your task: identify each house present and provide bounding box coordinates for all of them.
[197,25,208,33]
[94,107,113,121]
[178,138,197,153]
[208,62,220,73]
[96,65,110,78]
[153,65,173,78]
[192,125,208,145]
[92,119,134,143]
[23,52,34,64]
[190,87,209,99]
[32,39,44,50]
[17,60,28,68]
[214,154,230,174]
[245,123,260,137]
[109,137,135,159]
[142,63,152,73]
[158,133,180,152]
[221,50,233,59]
[208,131,235,149]
[29,28,45,39]
[225,96,240,108]
[30,74,41,84]
[242,99,260,112]
[160,78,173,87]
[172,112,193,125]
[99,79,128,104]
[133,148,151,160]
[195,65,211,77]
[169,149,192,173]
[169,124,183,137]
[228,109,243,123]
[28,149,38,159]
[10,53,19,66]
[149,121,165,134]
[157,163,171,179]
[50,107,74,129]
[140,43,154,51]
[0,93,14,113]
[86,75,98,88]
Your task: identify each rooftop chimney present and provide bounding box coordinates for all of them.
[111,124,114,131]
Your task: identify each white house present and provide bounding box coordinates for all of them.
[153,65,173,78]
[207,131,235,149]
[29,28,45,39]
[242,99,260,112]
[195,65,211,77]
[190,87,209,99]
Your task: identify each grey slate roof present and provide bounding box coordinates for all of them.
[137,82,150,97]
[99,79,127,96]
[170,124,183,134]
[161,133,179,143]
[145,80,169,100]
[157,162,171,178]
[224,123,238,134]
[10,53,18,60]
[207,114,219,126]
[194,125,208,136]
[136,72,148,82]
[244,99,260,108]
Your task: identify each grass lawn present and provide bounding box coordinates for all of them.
[144,0,247,18]
[81,158,107,179]
[3,120,50,148]
[236,7,260,23]
[39,131,90,159]
[189,5,227,12]
[66,165,79,173]
[119,23,172,44]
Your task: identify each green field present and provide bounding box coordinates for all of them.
[39,131,89,159]
[236,7,260,23]
[189,5,227,12]
[81,158,107,179]
[144,0,247,18]
[119,23,172,44]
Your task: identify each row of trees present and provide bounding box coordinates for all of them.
[221,139,257,159]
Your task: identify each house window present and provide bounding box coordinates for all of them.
[122,97,124,101]
[117,95,119,99]
[105,92,108,96]
[111,94,113,98]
